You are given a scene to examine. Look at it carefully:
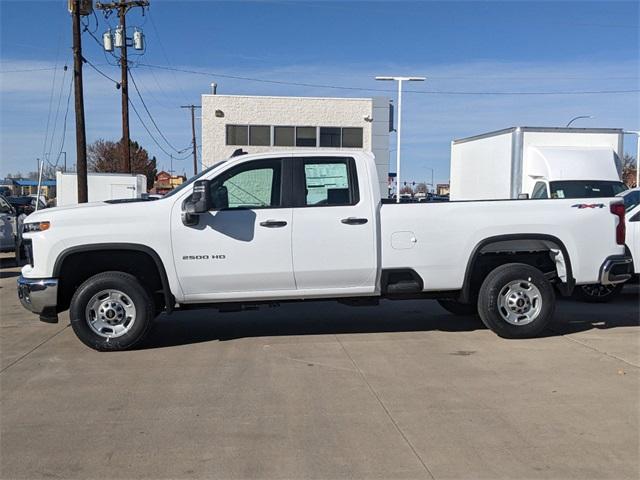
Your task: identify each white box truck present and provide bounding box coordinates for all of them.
[55,172,147,206]
[450,127,626,201]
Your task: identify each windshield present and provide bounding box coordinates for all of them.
[620,189,640,213]
[549,181,627,199]
[162,160,227,198]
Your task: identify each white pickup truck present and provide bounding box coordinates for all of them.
[17,151,632,351]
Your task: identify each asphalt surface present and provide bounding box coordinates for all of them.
[1,253,639,479]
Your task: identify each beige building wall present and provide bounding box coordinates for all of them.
[201,95,390,197]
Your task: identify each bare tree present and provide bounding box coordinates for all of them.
[88,139,157,189]
[415,182,428,194]
[400,185,414,195]
[622,153,637,188]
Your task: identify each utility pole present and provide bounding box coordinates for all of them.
[181,105,201,176]
[96,0,149,173]
[71,0,88,203]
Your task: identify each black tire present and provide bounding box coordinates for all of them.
[437,299,478,316]
[478,263,555,339]
[69,271,154,351]
[573,283,624,303]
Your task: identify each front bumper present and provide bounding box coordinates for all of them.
[599,256,633,285]
[17,275,58,315]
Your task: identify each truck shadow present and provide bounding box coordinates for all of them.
[137,287,639,350]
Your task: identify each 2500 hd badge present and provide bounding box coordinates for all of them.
[182,255,226,260]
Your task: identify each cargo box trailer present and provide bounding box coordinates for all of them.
[449,127,626,201]
[55,172,147,206]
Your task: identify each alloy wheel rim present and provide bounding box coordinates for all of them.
[497,280,542,326]
[85,289,136,338]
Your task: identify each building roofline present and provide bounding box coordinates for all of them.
[201,94,383,102]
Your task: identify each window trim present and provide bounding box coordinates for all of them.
[291,156,360,208]
[208,158,292,211]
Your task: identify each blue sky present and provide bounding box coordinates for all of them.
[1,0,638,185]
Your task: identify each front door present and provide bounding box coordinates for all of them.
[291,156,377,292]
[172,157,295,300]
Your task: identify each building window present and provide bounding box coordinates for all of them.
[249,125,270,146]
[274,126,294,146]
[226,125,248,145]
[342,127,363,148]
[296,127,317,147]
[320,127,341,147]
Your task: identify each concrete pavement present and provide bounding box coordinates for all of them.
[1,254,638,479]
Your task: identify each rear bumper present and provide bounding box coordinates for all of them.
[599,256,633,285]
[17,276,58,315]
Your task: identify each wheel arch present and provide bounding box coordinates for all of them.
[53,243,175,313]
[461,233,575,303]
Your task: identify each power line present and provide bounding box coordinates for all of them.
[45,66,70,166]
[136,62,640,96]
[128,68,190,153]
[128,97,177,158]
[83,56,120,85]
[51,76,74,168]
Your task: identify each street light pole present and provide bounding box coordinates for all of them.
[566,115,593,127]
[376,76,426,202]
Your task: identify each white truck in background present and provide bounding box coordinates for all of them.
[450,127,627,201]
[55,172,147,206]
[18,150,631,351]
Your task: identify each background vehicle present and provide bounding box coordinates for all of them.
[6,196,45,216]
[0,195,17,253]
[18,151,631,351]
[450,127,626,201]
[56,172,147,206]
[575,188,639,302]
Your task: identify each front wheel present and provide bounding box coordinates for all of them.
[69,271,155,351]
[478,263,555,339]
[573,283,624,303]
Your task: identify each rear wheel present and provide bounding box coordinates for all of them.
[69,271,154,351]
[437,299,478,316]
[574,283,624,303]
[478,263,555,339]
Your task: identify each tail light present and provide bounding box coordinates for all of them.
[610,202,625,245]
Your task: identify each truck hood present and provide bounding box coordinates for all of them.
[24,199,163,224]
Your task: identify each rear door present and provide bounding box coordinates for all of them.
[291,156,377,293]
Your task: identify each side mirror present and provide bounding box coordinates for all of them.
[212,185,229,210]
[182,180,211,226]
[186,180,212,214]
[518,193,530,200]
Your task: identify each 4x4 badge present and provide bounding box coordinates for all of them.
[572,203,605,209]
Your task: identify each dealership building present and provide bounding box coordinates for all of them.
[201,94,392,196]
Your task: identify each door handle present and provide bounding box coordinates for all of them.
[341,217,368,225]
[260,220,288,228]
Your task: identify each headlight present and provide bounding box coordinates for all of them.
[23,221,50,233]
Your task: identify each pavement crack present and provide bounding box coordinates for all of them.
[551,328,639,369]
[334,334,437,480]
[0,325,69,374]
